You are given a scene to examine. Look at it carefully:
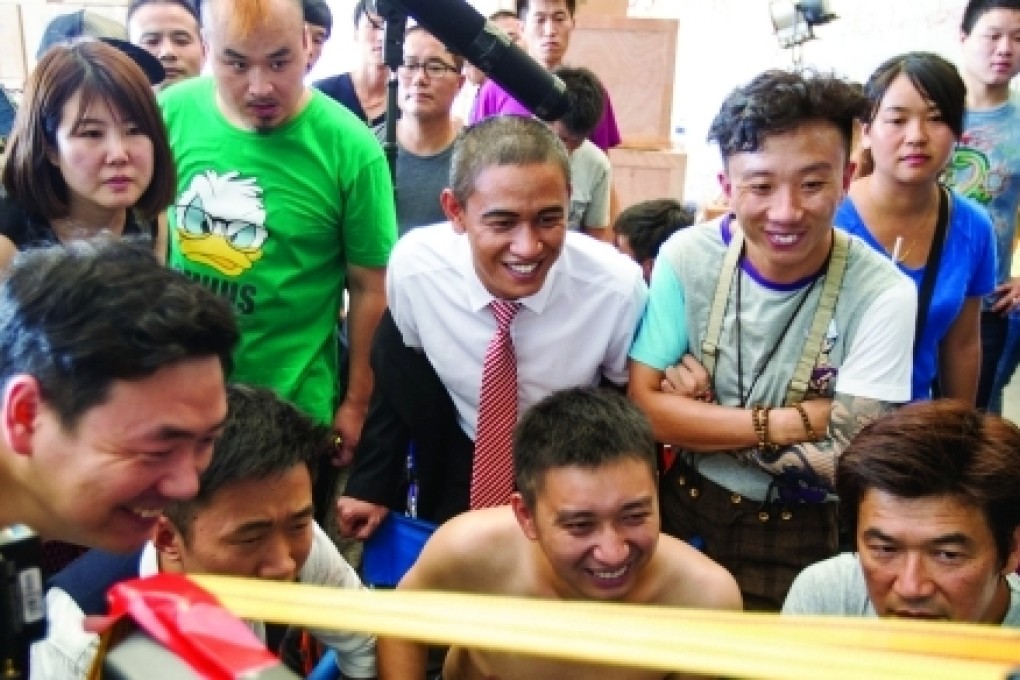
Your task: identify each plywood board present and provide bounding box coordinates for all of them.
[571,16,677,149]
[578,0,628,17]
[0,4,26,88]
[609,146,686,212]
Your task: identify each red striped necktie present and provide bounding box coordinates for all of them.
[470,300,522,509]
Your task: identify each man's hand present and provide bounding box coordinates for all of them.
[332,399,368,467]
[337,496,388,539]
[990,277,1020,315]
[661,354,713,401]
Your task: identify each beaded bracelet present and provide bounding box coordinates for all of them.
[793,402,818,440]
[752,405,780,457]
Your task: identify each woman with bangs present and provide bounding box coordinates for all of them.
[0,40,175,269]
[837,52,997,403]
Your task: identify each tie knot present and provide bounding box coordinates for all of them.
[490,300,521,330]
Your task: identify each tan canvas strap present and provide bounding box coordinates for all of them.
[784,229,850,406]
[700,228,850,405]
[701,229,744,378]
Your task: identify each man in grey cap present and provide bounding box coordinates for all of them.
[36,10,166,86]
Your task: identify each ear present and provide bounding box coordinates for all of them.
[717,170,733,202]
[45,143,60,168]
[153,516,186,571]
[511,492,539,541]
[440,188,467,234]
[3,375,43,456]
[1004,526,1020,576]
[641,258,654,282]
[859,120,873,150]
[842,160,855,193]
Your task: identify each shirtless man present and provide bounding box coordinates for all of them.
[378,387,741,680]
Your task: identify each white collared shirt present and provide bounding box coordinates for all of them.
[388,223,648,439]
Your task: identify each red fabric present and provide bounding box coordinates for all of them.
[105,573,280,679]
[470,300,521,508]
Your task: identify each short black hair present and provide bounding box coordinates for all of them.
[708,69,869,164]
[961,0,1020,34]
[451,115,569,205]
[613,199,695,264]
[303,0,331,31]
[162,384,331,537]
[514,387,656,508]
[517,0,576,19]
[553,65,605,139]
[0,238,237,430]
[127,0,201,25]
[838,400,1020,567]
[863,52,966,138]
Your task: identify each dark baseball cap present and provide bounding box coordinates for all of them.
[36,10,166,86]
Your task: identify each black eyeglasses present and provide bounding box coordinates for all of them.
[397,60,459,79]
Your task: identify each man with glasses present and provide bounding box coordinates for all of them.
[376,26,464,235]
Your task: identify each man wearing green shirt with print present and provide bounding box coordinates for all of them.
[160,0,396,520]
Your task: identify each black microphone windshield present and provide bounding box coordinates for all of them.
[372,0,569,121]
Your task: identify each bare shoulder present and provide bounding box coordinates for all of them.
[650,534,742,610]
[400,507,525,593]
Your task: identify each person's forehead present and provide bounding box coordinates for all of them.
[527,0,571,15]
[859,489,994,542]
[210,0,302,42]
[970,7,1020,31]
[196,464,312,523]
[130,3,200,30]
[404,31,450,56]
[467,162,568,203]
[727,123,845,169]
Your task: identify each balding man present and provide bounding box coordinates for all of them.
[158,0,397,527]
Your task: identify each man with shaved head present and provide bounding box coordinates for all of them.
[158,0,397,530]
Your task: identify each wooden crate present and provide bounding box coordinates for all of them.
[577,0,628,17]
[609,146,686,212]
[570,16,678,149]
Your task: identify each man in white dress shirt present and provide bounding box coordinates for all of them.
[338,115,647,538]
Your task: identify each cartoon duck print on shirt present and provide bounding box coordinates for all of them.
[175,170,269,277]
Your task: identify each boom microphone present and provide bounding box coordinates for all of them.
[369,0,569,122]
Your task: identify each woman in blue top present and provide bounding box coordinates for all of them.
[837,52,996,402]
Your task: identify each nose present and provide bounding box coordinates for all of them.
[767,184,804,223]
[893,553,936,601]
[105,132,130,165]
[509,224,544,258]
[905,117,929,145]
[258,533,299,580]
[248,68,272,98]
[996,35,1014,55]
[592,527,630,566]
[157,38,177,61]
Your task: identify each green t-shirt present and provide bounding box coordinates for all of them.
[160,77,397,423]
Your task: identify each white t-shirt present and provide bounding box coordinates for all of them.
[783,552,1020,626]
[567,139,611,232]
